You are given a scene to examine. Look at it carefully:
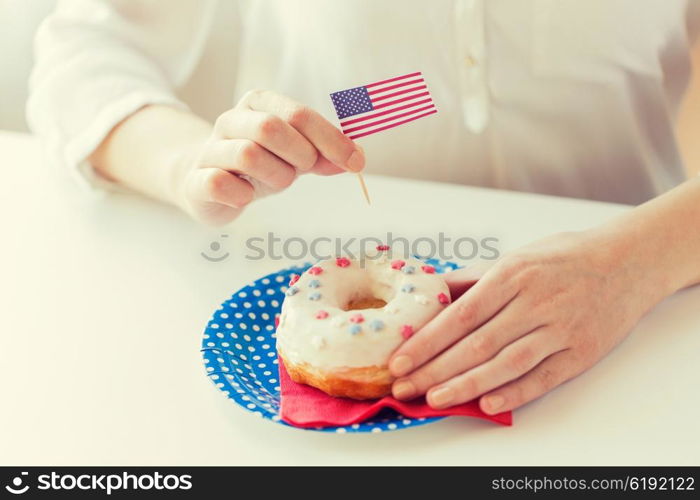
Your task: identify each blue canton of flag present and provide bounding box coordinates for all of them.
[330,87,374,119]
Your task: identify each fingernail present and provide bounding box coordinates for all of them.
[345,146,365,172]
[392,380,416,400]
[389,355,413,376]
[483,394,505,414]
[428,387,454,408]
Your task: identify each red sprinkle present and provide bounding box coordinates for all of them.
[315,310,329,320]
[274,315,280,328]
[391,260,406,270]
[308,266,323,275]
[288,274,300,286]
[349,313,365,323]
[336,257,351,268]
[437,292,450,305]
[376,244,391,251]
[400,325,414,339]
[421,265,435,274]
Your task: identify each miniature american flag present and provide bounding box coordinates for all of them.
[330,71,437,140]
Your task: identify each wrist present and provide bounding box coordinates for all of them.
[89,104,213,208]
[585,216,676,310]
[165,139,207,213]
[592,178,700,301]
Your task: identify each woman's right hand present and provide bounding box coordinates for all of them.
[176,90,365,225]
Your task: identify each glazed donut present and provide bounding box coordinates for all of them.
[276,248,451,399]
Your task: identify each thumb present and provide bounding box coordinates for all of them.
[443,260,498,298]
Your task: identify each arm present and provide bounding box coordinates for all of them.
[29,0,364,225]
[389,169,700,414]
[27,0,214,189]
[89,105,212,208]
[678,22,700,177]
[89,95,364,225]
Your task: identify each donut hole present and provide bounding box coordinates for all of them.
[338,273,395,311]
[344,296,387,310]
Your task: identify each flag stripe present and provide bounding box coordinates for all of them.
[373,91,431,110]
[341,104,436,134]
[366,78,424,96]
[370,84,428,103]
[340,100,433,131]
[347,109,437,140]
[339,97,434,127]
[363,71,422,89]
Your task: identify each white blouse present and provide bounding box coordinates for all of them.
[27,0,700,204]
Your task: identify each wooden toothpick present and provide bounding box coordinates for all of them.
[356,172,371,205]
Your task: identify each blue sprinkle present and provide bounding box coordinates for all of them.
[308,292,322,301]
[286,287,299,296]
[349,324,362,335]
[369,319,384,331]
[401,283,415,293]
[309,279,321,288]
[402,266,416,274]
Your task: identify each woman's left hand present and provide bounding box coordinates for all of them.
[388,229,669,414]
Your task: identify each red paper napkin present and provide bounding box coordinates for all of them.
[279,359,512,428]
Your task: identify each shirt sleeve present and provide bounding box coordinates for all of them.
[26,0,216,192]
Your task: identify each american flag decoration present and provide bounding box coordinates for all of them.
[330,71,437,140]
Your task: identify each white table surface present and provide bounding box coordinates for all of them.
[1,130,698,466]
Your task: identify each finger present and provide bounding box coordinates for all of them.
[307,156,346,176]
[388,265,520,377]
[185,168,255,208]
[242,90,365,172]
[215,109,318,171]
[199,139,296,191]
[425,329,564,409]
[479,349,579,415]
[443,260,498,298]
[391,300,542,400]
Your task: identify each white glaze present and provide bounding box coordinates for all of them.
[414,294,430,305]
[276,255,450,370]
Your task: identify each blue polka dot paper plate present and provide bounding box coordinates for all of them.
[201,258,459,433]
